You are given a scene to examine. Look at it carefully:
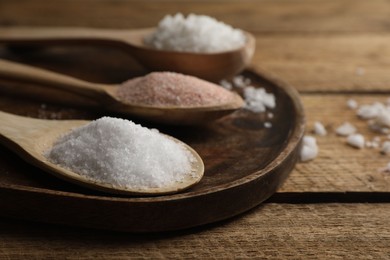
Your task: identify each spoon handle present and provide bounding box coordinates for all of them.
[0,59,110,101]
[0,27,128,45]
[0,111,53,145]
[0,111,81,157]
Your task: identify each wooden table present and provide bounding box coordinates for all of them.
[1,0,390,258]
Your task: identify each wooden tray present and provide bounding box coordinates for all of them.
[0,48,304,232]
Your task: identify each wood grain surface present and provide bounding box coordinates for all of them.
[1,0,390,258]
[0,203,389,259]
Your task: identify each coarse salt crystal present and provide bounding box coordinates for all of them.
[313,121,327,136]
[346,134,365,149]
[357,102,386,119]
[367,107,390,134]
[144,13,245,53]
[219,79,233,90]
[45,117,196,189]
[335,122,357,136]
[300,135,318,162]
[243,86,276,113]
[264,122,272,128]
[366,138,380,149]
[220,75,277,114]
[346,99,358,109]
[374,111,390,128]
[233,75,247,88]
[381,141,390,154]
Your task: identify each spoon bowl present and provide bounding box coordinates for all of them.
[0,27,256,82]
[0,111,204,195]
[0,59,244,125]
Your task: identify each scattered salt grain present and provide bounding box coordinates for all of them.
[264,122,272,128]
[243,86,276,113]
[381,141,390,154]
[335,122,357,136]
[233,75,247,88]
[346,134,365,149]
[144,13,246,53]
[313,121,327,136]
[366,136,380,149]
[45,117,196,189]
[357,102,386,119]
[219,79,233,90]
[117,72,236,107]
[300,135,318,162]
[364,106,390,134]
[346,99,358,110]
[219,75,276,114]
[373,111,390,128]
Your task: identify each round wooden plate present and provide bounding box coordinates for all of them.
[0,67,304,232]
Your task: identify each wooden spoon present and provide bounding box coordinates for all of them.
[0,27,256,82]
[0,111,204,195]
[0,59,244,125]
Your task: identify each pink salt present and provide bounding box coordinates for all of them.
[117,72,236,107]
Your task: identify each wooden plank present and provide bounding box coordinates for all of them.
[1,0,390,33]
[1,2,390,92]
[280,94,390,193]
[0,203,389,258]
[254,34,390,92]
[2,33,390,93]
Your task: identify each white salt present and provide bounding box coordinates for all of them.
[369,121,386,134]
[219,79,233,90]
[45,117,195,189]
[364,107,390,134]
[335,122,357,136]
[366,136,380,149]
[381,141,390,154]
[357,102,386,119]
[233,75,247,88]
[243,86,276,113]
[145,13,245,53]
[346,99,358,109]
[300,135,318,162]
[264,122,272,128]
[373,111,390,128]
[313,121,327,136]
[219,75,276,114]
[346,134,365,149]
